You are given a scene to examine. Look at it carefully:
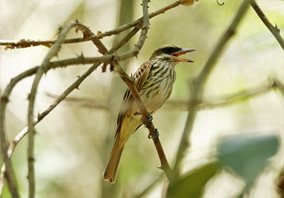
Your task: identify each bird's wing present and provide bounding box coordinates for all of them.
[115,61,152,137]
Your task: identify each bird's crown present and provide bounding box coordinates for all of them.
[150,45,182,59]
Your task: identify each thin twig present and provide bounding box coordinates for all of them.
[0,1,182,49]
[199,79,284,108]
[166,79,283,110]
[109,25,141,54]
[45,93,110,110]
[50,78,284,113]
[0,61,102,197]
[0,73,42,198]
[45,78,284,113]
[171,0,252,181]
[250,0,284,51]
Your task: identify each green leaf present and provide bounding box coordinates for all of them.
[166,162,220,198]
[217,134,280,186]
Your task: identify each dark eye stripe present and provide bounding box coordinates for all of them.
[161,46,181,54]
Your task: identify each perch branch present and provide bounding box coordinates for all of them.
[111,0,172,176]
[74,0,172,177]
[250,1,284,51]
[114,20,173,180]
[171,0,252,180]
[78,0,172,177]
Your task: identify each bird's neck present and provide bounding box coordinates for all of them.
[148,59,176,81]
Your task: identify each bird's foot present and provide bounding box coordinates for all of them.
[148,128,159,140]
[141,113,153,124]
[146,113,153,122]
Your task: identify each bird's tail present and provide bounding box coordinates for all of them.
[103,136,124,183]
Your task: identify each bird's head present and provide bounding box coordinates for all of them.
[150,45,195,63]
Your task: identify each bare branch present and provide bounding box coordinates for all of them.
[1,0,271,196]
[16,17,147,197]
[69,0,172,177]
[0,61,103,196]
[0,73,41,198]
[171,0,252,181]
[0,20,142,194]
[109,0,172,177]
[0,1,182,49]
[250,1,284,51]
[0,4,149,195]
[72,0,172,177]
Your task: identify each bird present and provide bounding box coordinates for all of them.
[103,45,195,183]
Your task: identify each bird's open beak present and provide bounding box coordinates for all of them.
[172,48,195,62]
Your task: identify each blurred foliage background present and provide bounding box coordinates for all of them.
[0,0,283,197]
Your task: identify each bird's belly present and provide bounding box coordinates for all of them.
[140,82,173,113]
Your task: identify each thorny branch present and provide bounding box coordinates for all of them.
[0,0,283,196]
[0,18,142,195]
[0,0,183,49]
[0,21,140,198]
[0,0,176,196]
[27,21,82,198]
[74,0,172,176]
